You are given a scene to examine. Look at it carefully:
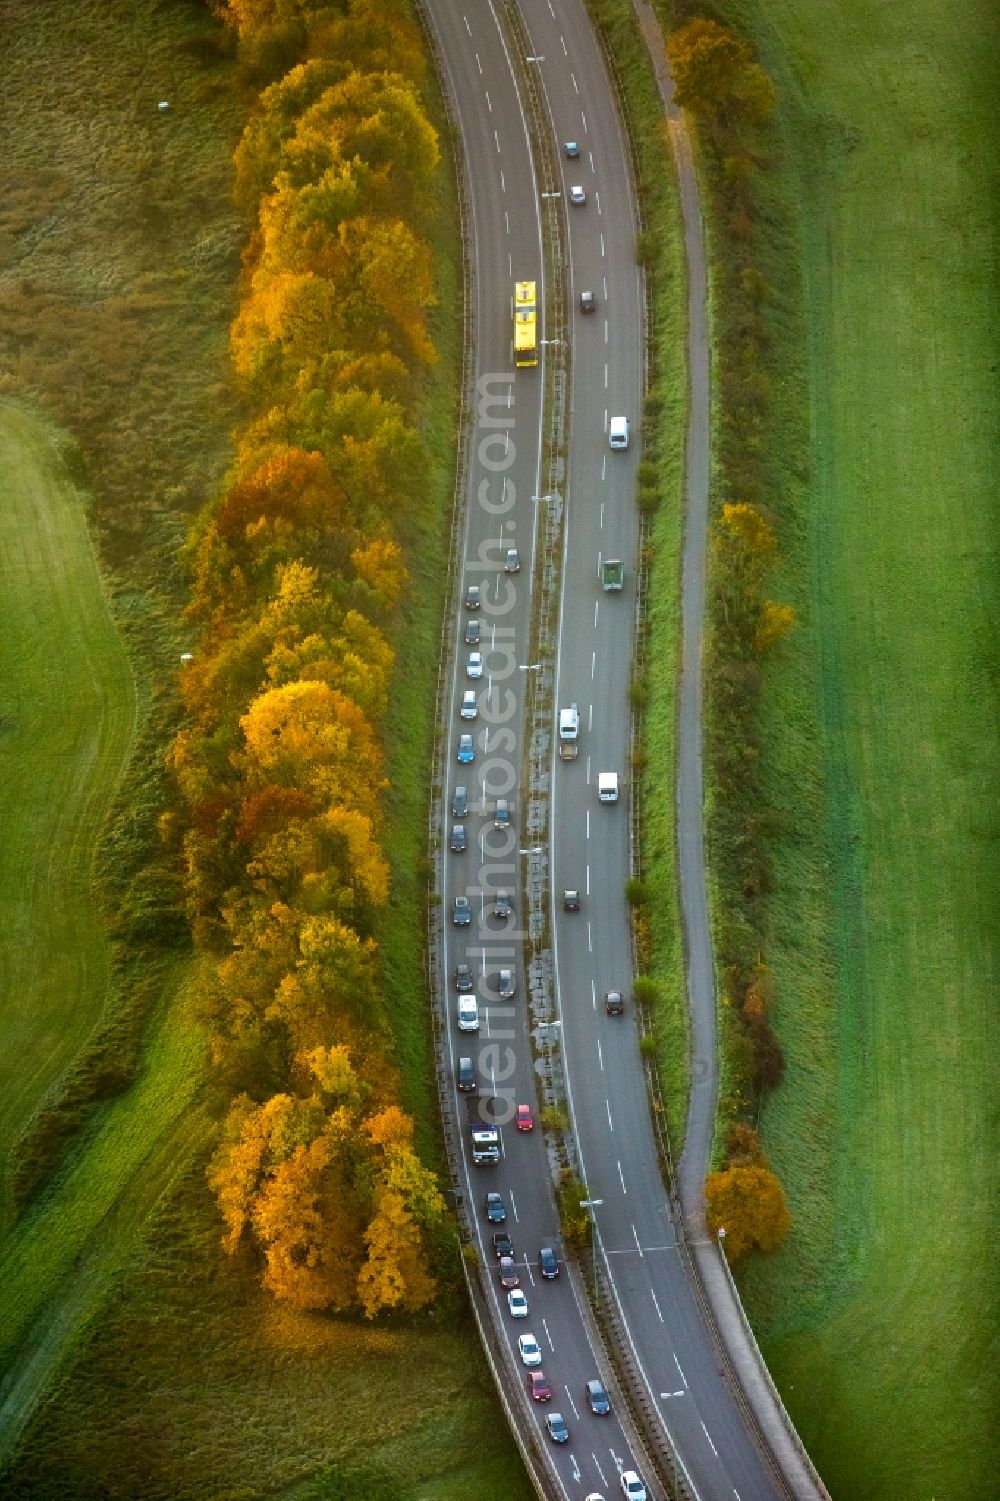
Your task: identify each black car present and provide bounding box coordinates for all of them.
[493,888,513,920]
[579,290,596,314]
[457,1056,477,1093]
[485,1191,506,1224]
[465,583,481,610]
[538,1246,559,1280]
[492,1230,514,1260]
[455,962,474,993]
[585,1378,611,1415]
[493,797,511,830]
[605,989,624,1016]
[451,784,469,817]
[563,889,581,911]
[465,617,481,645]
[450,824,467,853]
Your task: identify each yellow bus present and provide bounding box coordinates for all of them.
[514,280,538,368]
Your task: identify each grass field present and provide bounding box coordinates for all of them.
[702,3,1000,1496]
[0,404,137,1210]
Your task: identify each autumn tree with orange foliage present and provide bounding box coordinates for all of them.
[705,1162,790,1263]
[168,0,447,1318]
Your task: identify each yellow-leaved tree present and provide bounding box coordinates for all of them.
[705,1162,790,1262]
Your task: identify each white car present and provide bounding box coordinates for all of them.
[466,651,483,679]
[507,1288,528,1318]
[457,996,480,1032]
[517,1333,542,1367]
[460,689,478,719]
[569,184,587,205]
[620,1472,646,1501]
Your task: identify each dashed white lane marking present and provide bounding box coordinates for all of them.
[475,52,482,73]
[593,598,599,628]
[593,1455,608,1486]
[596,190,602,215]
[581,110,588,135]
[600,232,606,257]
[651,1288,664,1323]
[464,15,471,35]
[571,71,579,94]
[604,363,609,389]
[617,1159,627,1194]
[588,920,593,954]
[606,1099,613,1130]
[542,1317,554,1350]
[674,1352,688,1388]
[504,210,510,234]
[494,128,501,152]
[485,90,492,112]
[603,273,608,298]
[701,1422,719,1458]
[586,864,592,897]
[561,34,567,55]
[590,150,595,173]
[588,703,594,730]
[632,1223,643,1258]
[597,1037,604,1070]
[565,1386,581,1420]
[586,807,591,839]
[591,649,596,679]
[600,501,605,528]
[509,1191,520,1222]
[547,0,555,14]
[501,170,506,193]
[604,318,609,344]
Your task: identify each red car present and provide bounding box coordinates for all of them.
[527,1370,552,1402]
[516,1104,534,1132]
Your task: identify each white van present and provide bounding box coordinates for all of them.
[608,416,629,450]
[597,772,619,802]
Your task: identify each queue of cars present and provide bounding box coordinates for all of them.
[445,331,644,1492]
[479,1192,646,1493]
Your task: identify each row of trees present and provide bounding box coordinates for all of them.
[668,18,791,1259]
[166,0,447,1312]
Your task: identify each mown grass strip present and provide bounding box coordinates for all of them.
[0,959,204,1462]
[0,404,137,1212]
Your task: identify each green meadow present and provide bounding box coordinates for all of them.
[708,2,1000,1495]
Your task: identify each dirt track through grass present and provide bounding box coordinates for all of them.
[0,404,136,1205]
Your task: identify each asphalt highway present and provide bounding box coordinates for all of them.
[423,1,788,1497]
